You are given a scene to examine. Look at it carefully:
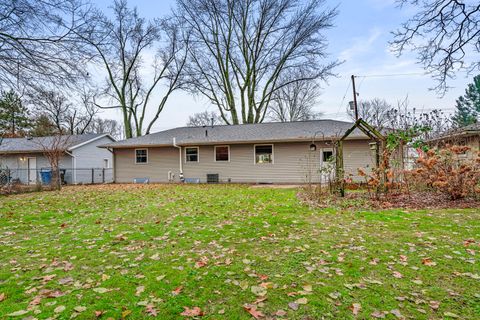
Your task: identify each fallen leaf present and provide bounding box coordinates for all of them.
[135,286,145,297]
[7,310,29,317]
[54,305,66,313]
[429,300,440,310]
[180,306,204,317]
[0,293,5,302]
[296,297,308,305]
[390,309,404,319]
[422,258,437,266]
[93,288,110,294]
[371,310,387,318]
[74,306,86,313]
[275,309,287,317]
[349,303,362,316]
[443,311,459,318]
[172,286,183,296]
[251,286,267,297]
[392,271,403,279]
[288,302,299,311]
[243,305,264,319]
[145,304,157,316]
[94,310,104,317]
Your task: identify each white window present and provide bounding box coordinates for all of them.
[185,147,199,162]
[103,158,109,168]
[255,145,273,164]
[135,149,148,164]
[215,145,230,162]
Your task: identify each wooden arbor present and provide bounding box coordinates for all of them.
[335,119,385,197]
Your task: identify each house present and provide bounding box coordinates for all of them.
[427,123,480,157]
[0,133,115,185]
[102,120,377,184]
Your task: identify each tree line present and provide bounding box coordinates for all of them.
[1,0,479,138]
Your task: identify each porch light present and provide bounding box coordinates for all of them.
[19,156,26,161]
[309,143,317,151]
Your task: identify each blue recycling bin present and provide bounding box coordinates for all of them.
[40,169,52,185]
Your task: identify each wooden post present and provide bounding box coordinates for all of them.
[335,141,345,197]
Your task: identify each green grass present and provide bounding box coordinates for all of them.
[0,184,479,319]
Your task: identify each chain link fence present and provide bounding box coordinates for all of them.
[0,168,113,186]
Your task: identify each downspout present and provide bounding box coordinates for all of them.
[65,150,76,185]
[173,138,184,182]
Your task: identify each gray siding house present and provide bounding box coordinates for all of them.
[103,120,376,184]
[0,134,115,184]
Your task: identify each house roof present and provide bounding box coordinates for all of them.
[0,133,111,154]
[102,120,368,148]
[428,122,480,142]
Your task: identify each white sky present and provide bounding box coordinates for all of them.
[90,0,473,133]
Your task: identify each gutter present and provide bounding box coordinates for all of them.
[173,138,184,182]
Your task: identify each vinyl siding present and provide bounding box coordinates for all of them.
[71,135,115,184]
[113,140,374,184]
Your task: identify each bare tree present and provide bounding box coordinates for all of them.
[80,0,189,138]
[347,98,392,130]
[34,135,72,190]
[391,1,480,93]
[269,73,323,122]
[175,0,338,124]
[187,111,224,127]
[31,88,100,135]
[0,0,94,90]
[86,118,123,139]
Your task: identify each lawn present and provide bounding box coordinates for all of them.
[0,185,479,319]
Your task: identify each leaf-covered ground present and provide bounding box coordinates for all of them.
[0,184,479,319]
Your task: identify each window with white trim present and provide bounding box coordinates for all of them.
[103,158,109,168]
[135,149,148,164]
[255,145,273,164]
[215,146,229,162]
[185,147,199,162]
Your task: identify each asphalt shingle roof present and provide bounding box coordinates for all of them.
[103,120,367,148]
[0,134,105,154]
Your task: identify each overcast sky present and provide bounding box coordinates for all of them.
[92,0,472,132]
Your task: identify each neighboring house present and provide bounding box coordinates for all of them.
[427,123,480,157]
[101,120,377,184]
[0,134,115,184]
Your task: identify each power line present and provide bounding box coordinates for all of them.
[355,72,427,78]
[334,80,351,118]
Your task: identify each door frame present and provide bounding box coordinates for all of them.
[27,157,37,184]
[319,148,335,184]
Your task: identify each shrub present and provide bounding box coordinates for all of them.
[408,145,480,200]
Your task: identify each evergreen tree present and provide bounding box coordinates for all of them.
[30,114,58,137]
[0,90,31,137]
[453,75,480,127]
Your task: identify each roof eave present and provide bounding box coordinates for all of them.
[101,135,370,149]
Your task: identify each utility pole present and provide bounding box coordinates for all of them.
[351,75,359,120]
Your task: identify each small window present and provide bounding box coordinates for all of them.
[215,146,229,162]
[185,147,199,162]
[322,150,334,162]
[135,149,148,164]
[103,159,109,168]
[255,145,273,164]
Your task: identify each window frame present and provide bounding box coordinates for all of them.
[134,148,148,164]
[185,146,200,163]
[214,145,230,162]
[254,144,274,164]
[103,158,110,169]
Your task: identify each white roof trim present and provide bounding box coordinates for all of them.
[68,134,115,151]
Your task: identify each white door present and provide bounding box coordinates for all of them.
[320,149,334,184]
[27,157,37,184]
